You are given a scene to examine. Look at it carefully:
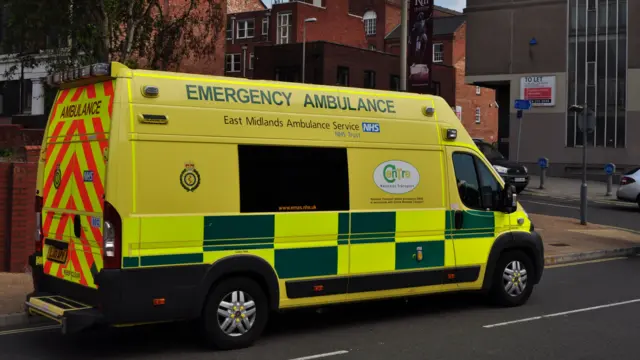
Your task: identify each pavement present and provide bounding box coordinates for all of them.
[3,257,640,359]
[524,175,637,207]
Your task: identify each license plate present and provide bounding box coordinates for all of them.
[47,246,68,264]
[515,177,526,182]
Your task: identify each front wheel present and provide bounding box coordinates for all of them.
[201,277,269,350]
[489,250,534,307]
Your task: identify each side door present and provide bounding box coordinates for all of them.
[445,147,509,290]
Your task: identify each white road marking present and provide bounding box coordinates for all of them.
[545,256,628,268]
[288,350,349,360]
[0,325,60,336]
[521,200,579,209]
[483,298,640,328]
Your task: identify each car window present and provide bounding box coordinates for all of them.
[453,152,501,210]
[478,142,504,161]
[452,153,481,209]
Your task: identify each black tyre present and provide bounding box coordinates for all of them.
[636,194,640,209]
[489,250,534,307]
[201,277,269,350]
[515,186,526,194]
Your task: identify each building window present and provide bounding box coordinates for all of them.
[476,86,481,95]
[433,43,444,62]
[262,17,269,35]
[368,44,376,51]
[363,10,377,36]
[390,75,400,91]
[225,54,241,73]
[238,145,350,213]
[277,12,292,44]
[364,70,376,88]
[475,107,481,124]
[237,19,255,39]
[337,66,349,86]
[566,0,627,148]
[249,53,254,70]
[226,21,233,40]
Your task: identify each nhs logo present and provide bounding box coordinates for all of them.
[362,122,380,133]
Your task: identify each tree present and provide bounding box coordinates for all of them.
[0,0,225,78]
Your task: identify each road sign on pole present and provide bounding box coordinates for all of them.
[514,99,532,110]
[513,100,531,163]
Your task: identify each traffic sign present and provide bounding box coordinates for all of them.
[514,99,532,110]
[538,157,549,169]
[604,163,616,175]
[516,110,523,119]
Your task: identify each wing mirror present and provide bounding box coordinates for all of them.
[499,184,518,213]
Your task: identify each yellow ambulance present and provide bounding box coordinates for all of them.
[26,62,544,350]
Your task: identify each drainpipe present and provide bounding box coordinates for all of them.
[242,45,248,78]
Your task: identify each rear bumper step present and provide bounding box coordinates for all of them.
[25,293,103,334]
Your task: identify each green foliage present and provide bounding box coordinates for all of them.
[0,0,225,78]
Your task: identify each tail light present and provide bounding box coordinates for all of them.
[35,196,44,253]
[620,176,636,186]
[103,201,122,269]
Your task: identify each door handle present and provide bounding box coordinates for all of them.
[454,210,464,230]
[73,215,81,238]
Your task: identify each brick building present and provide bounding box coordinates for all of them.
[228,0,268,13]
[253,41,456,104]
[385,15,499,142]
[225,1,498,141]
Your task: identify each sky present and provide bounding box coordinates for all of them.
[261,0,466,12]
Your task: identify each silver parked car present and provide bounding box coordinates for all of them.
[616,167,640,207]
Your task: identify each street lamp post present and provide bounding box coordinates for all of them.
[302,17,317,84]
[400,0,408,91]
[569,104,588,225]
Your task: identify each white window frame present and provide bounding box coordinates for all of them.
[475,107,481,124]
[277,12,292,45]
[237,19,255,39]
[226,53,241,73]
[262,17,269,35]
[363,11,377,36]
[476,86,481,95]
[249,53,254,70]
[433,43,444,62]
[226,21,233,40]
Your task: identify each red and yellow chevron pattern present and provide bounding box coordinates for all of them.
[41,81,115,289]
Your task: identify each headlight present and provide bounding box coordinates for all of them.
[523,166,528,173]
[493,165,508,174]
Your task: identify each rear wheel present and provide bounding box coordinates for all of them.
[636,194,640,209]
[489,250,534,307]
[201,277,268,350]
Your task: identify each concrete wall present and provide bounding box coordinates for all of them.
[466,0,567,76]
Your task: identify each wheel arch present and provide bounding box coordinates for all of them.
[482,231,544,292]
[196,255,280,313]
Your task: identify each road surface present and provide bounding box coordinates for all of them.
[3,257,640,360]
[519,194,640,232]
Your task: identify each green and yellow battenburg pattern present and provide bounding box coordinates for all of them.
[123,209,499,282]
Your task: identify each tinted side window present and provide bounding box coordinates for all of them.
[238,145,350,212]
[476,160,500,194]
[452,152,501,210]
[452,153,481,209]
